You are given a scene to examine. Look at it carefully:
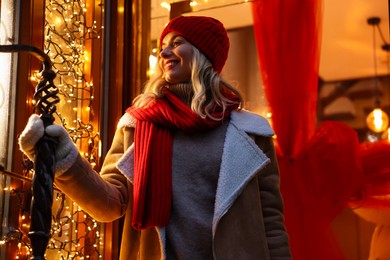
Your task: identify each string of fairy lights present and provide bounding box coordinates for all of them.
[5,0,105,259]
[45,0,101,169]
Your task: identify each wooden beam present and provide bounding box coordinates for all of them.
[170,1,192,19]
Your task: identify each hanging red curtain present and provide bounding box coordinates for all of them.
[251,0,364,259]
[352,141,390,209]
[251,0,321,157]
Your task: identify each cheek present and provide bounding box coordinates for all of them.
[186,53,194,64]
[177,46,193,62]
[181,56,193,75]
[158,59,164,70]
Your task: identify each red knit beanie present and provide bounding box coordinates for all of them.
[159,16,229,73]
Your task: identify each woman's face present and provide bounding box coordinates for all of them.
[159,32,194,84]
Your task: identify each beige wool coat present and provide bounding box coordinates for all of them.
[54,110,291,260]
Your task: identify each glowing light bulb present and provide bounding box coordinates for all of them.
[366,108,389,133]
[160,1,170,11]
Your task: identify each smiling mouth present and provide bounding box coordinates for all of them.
[165,61,178,71]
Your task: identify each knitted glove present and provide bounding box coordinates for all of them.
[45,124,79,175]
[19,114,79,175]
[18,114,45,161]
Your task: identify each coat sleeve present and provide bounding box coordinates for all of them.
[54,124,134,223]
[255,136,291,259]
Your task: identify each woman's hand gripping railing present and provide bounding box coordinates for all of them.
[0,44,59,260]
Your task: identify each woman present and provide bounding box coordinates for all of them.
[19,16,291,259]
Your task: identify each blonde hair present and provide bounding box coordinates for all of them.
[133,46,243,121]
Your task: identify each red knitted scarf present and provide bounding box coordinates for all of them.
[126,87,239,230]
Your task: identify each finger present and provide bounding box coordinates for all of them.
[45,124,68,138]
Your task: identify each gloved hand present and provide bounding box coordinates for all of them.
[45,123,79,175]
[19,114,79,175]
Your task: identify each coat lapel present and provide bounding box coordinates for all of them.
[212,110,274,235]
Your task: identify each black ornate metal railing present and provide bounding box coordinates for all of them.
[0,44,59,260]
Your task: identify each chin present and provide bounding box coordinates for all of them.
[166,78,186,84]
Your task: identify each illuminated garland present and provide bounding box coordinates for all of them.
[44,0,101,168]
[45,0,101,160]
[44,0,103,258]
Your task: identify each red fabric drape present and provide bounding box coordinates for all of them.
[278,121,363,259]
[251,1,364,259]
[251,0,321,158]
[350,141,390,209]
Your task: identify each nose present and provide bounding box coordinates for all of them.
[159,46,172,58]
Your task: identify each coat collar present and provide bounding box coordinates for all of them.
[230,109,274,136]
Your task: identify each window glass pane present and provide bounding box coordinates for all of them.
[0,0,15,165]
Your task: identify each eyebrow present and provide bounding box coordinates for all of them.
[161,34,184,46]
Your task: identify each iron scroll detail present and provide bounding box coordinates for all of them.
[0,44,59,259]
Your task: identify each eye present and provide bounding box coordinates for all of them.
[172,40,183,47]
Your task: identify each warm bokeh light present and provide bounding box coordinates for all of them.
[366,108,390,133]
[148,54,158,76]
[160,1,170,11]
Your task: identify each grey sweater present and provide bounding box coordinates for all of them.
[166,122,229,260]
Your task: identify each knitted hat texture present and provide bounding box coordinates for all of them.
[159,16,229,73]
